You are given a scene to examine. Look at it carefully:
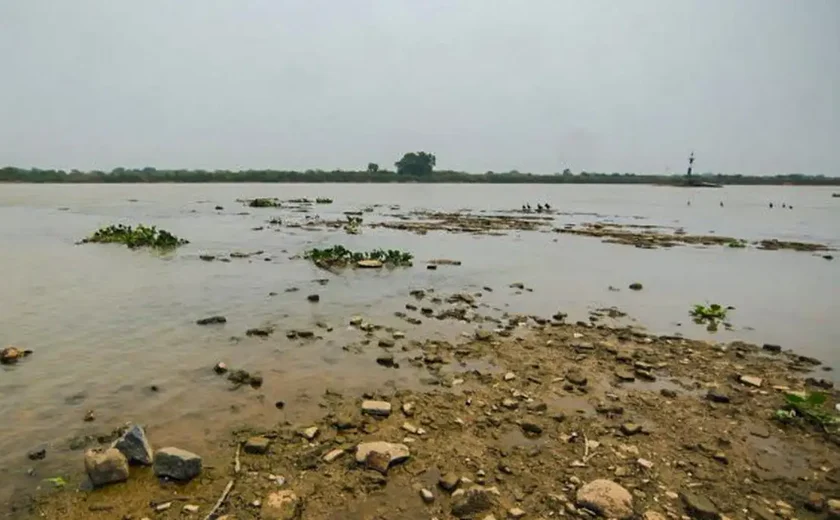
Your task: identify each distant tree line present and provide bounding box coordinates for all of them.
[1,151,838,185]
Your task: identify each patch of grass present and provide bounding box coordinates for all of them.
[80,224,188,250]
[774,391,839,432]
[303,245,413,269]
[727,240,747,248]
[247,198,282,208]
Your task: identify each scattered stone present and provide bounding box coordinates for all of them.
[376,354,395,367]
[451,486,499,518]
[440,472,461,491]
[156,502,172,512]
[566,370,588,387]
[508,508,526,519]
[521,422,543,436]
[27,448,46,461]
[112,424,153,465]
[826,499,840,520]
[84,448,129,487]
[739,375,763,387]
[361,400,392,417]
[183,504,200,513]
[349,316,363,326]
[262,490,301,520]
[196,315,226,326]
[420,488,435,503]
[378,338,396,348]
[762,343,782,353]
[805,492,826,512]
[502,398,519,410]
[706,389,731,404]
[680,491,720,520]
[475,329,494,341]
[575,479,634,520]
[504,372,516,381]
[355,442,410,473]
[643,511,667,520]
[213,362,228,374]
[402,402,415,417]
[637,458,654,469]
[246,326,274,337]
[244,436,271,454]
[620,423,642,436]
[153,447,202,481]
[323,449,344,463]
[300,427,319,441]
[615,368,635,382]
[660,388,678,398]
[628,283,643,291]
[307,294,320,302]
[402,422,419,434]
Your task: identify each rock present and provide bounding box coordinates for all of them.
[566,370,588,386]
[246,326,274,337]
[660,388,678,398]
[354,442,410,473]
[84,448,129,487]
[349,316,363,326]
[762,343,782,353]
[475,329,494,341]
[183,504,200,513]
[378,338,396,348]
[196,315,226,325]
[615,368,635,382]
[521,422,543,435]
[213,362,228,374]
[376,354,395,367]
[112,424,153,465]
[706,389,730,403]
[628,283,643,291]
[361,400,392,416]
[451,487,499,518]
[503,372,516,381]
[261,490,301,520]
[27,448,46,461]
[323,449,344,463]
[575,479,634,520]
[644,511,668,520]
[153,447,202,481]
[409,289,426,299]
[620,423,642,436]
[739,375,763,387]
[440,472,461,491]
[501,398,519,409]
[680,491,720,520]
[244,436,271,454]
[827,499,840,520]
[402,402,415,416]
[420,488,435,503]
[307,294,320,302]
[300,427,319,441]
[805,492,826,512]
[508,508,526,519]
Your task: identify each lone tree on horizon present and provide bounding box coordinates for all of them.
[395,151,436,176]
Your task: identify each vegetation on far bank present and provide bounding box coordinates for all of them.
[79,224,188,250]
[303,245,413,269]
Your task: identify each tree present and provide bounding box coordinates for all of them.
[367,162,379,173]
[395,151,436,176]
[562,168,572,176]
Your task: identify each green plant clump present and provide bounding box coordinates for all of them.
[315,198,333,204]
[774,392,839,432]
[690,303,728,321]
[304,245,413,269]
[248,198,282,208]
[80,224,188,250]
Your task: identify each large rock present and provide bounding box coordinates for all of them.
[84,448,129,487]
[576,479,634,519]
[827,499,840,520]
[154,447,202,481]
[355,442,410,473]
[680,491,720,520]
[261,490,301,519]
[111,424,153,465]
[361,400,392,417]
[451,486,499,517]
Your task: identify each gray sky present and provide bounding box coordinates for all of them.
[2,0,838,175]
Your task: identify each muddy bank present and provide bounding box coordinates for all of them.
[30,308,840,520]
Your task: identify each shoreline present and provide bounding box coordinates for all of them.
[24,303,840,520]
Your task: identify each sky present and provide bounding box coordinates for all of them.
[1,0,838,175]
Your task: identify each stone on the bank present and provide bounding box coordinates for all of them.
[576,479,634,520]
[566,370,588,386]
[378,338,396,348]
[323,449,344,463]
[355,442,410,472]
[508,508,526,519]
[644,511,667,520]
[615,368,635,382]
[420,488,435,503]
[680,491,720,520]
[300,427,319,441]
[805,492,826,512]
[84,448,129,488]
[183,504,200,513]
[361,400,392,416]
[475,329,494,341]
[504,372,516,381]
[451,486,499,518]
[739,375,763,388]
[439,472,461,491]
[376,354,395,367]
[153,447,202,481]
[706,389,731,403]
[213,362,228,374]
[245,436,271,454]
[112,424,153,465]
[196,315,226,325]
[402,402,415,416]
[762,343,782,353]
[620,423,642,436]
[261,490,301,520]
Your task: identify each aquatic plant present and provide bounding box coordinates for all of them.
[316,198,333,204]
[344,215,363,235]
[247,198,282,208]
[689,303,728,321]
[774,392,839,431]
[303,245,413,269]
[80,224,188,250]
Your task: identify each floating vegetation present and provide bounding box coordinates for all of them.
[727,240,747,248]
[316,198,333,204]
[246,198,282,208]
[689,303,733,332]
[774,392,839,431]
[303,245,413,270]
[79,224,188,250]
[344,215,363,235]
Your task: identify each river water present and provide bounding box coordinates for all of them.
[1,183,838,513]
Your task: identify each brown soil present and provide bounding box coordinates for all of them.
[30,301,840,520]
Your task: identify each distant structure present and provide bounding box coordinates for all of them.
[686,151,695,181]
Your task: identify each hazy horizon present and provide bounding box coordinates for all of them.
[2,0,839,175]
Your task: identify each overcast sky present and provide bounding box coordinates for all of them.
[1,0,838,175]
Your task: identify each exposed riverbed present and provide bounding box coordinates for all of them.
[1,183,838,518]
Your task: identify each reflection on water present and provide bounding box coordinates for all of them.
[0,183,838,512]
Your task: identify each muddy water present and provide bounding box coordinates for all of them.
[0,183,838,513]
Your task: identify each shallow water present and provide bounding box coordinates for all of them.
[1,183,838,512]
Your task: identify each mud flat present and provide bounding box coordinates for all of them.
[30,300,840,520]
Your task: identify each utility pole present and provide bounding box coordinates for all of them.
[686,151,695,181]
